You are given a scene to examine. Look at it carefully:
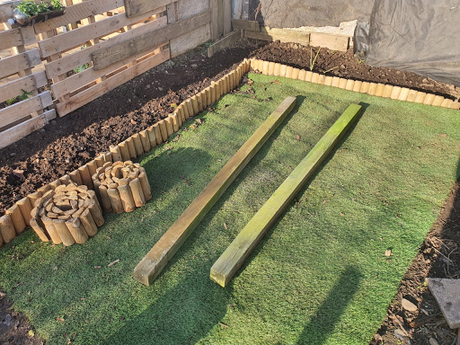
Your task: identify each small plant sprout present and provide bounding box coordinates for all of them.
[310,47,321,71]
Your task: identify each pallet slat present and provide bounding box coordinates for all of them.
[38,6,166,58]
[92,9,211,70]
[124,0,173,17]
[0,70,48,104]
[0,92,52,129]
[45,15,167,79]
[0,49,42,79]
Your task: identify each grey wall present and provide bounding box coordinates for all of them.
[236,0,374,28]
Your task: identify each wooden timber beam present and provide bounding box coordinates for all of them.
[134,96,297,286]
[210,103,362,287]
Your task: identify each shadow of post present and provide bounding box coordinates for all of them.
[297,266,363,345]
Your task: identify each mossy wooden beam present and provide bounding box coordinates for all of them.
[134,97,297,286]
[210,104,362,287]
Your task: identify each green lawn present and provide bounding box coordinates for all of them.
[1,73,459,345]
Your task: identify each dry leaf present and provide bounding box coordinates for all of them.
[56,317,65,322]
[12,169,25,179]
[296,134,300,141]
[218,322,229,328]
[385,249,392,257]
[94,266,102,269]
[223,223,228,230]
[130,119,137,125]
[440,133,447,137]
[108,259,120,267]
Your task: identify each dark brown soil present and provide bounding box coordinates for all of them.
[1,40,459,345]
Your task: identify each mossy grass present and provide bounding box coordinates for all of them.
[0,73,459,345]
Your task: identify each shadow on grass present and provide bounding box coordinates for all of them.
[297,266,363,345]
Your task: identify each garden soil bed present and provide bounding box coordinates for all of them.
[0,40,459,345]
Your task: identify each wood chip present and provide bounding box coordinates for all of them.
[108,259,120,267]
[401,298,418,312]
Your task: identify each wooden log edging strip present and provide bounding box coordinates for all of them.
[249,59,460,110]
[92,161,152,214]
[0,59,252,248]
[29,183,104,246]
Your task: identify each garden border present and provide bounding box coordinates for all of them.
[1,57,458,247]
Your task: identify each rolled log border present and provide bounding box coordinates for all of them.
[1,57,457,248]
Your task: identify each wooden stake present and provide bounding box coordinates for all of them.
[367,83,377,96]
[441,98,453,108]
[17,197,33,226]
[345,79,354,90]
[103,152,112,163]
[152,124,162,146]
[210,103,362,287]
[30,218,49,242]
[262,61,269,75]
[279,64,287,77]
[191,96,199,115]
[305,71,313,82]
[210,81,217,104]
[331,76,340,87]
[118,184,136,212]
[138,171,152,201]
[324,76,333,86]
[110,145,123,162]
[28,192,42,208]
[197,93,204,112]
[360,82,370,94]
[375,83,385,97]
[338,78,348,89]
[391,86,402,99]
[87,160,98,177]
[132,133,144,156]
[383,85,393,98]
[267,62,275,75]
[286,66,293,79]
[165,117,174,137]
[99,185,112,213]
[79,209,98,237]
[78,165,93,189]
[88,199,104,227]
[107,188,124,214]
[185,99,193,119]
[139,130,151,153]
[297,69,306,81]
[129,178,146,207]
[118,141,131,161]
[0,214,16,243]
[398,88,410,101]
[6,204,26,234]
[423,93,436,105]
[95,155,105,168]
[69,170,83,186]
[171,113,180,132]
[42,216,62,244]
[353,81,362,92]
[126,137,137,159]
[134,97,297,286]
[158,120,168,142]
[415,92,427,103]
[311,72,320,83]
[53,219,75,246]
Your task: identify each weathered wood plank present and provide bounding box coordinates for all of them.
[0,91,52,129]
[52,42,168,99]
[123,0,173,17]
[223,0,231,34]
[133,96,297,286]
[38,6,165,58]
[0,49,42,79]
[0,110,55,150]
[0,70,48,104]
[33,0,125,33]
[44,15,167,78]
[231,19,260,31]
[0,28,23,51]
[245,27,310,46]
[210,104,362,287]
[210,0,218,40]
[92,9,211,70]
[56,48,170,116]
[207,30,241,57]
[310,32,349,51]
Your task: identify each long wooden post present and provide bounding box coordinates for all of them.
[134,97,297,286]
[210,104,362,287]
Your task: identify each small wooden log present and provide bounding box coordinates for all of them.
[317,74,326,85]
[390,86,402,99]
[205,88,212,108]
[79,209,98,237]
[367,83,378,96]
[406,89,418,102]
[66,217,88,244]
[165,117,174,137]
[158,120,168,142]
[129,178,146,207]
[185,99,194,119]
[95,155,105,168]
[353,81,362,92]
[17,197,33,226]
[98,185,113,213]
[383,85,393,98]
[59,174,72,186]
[28,192,42,208]
[107,188,124,214]
[29,218,50,242]
[286,66,293,79]
[262,60,269,74]
[338,78,348,89]
[139,130,151,153]
[126,137,137,159]
[305,71,313,82]
[331,76,340,87]
[103,152,112,163]
[324,76,333,86]
[37,185,52,195]
[415,92,427,103]
[345,79,354,90]
[423,93,436,105]
[132,133,144,156]
[88,199,105,227]
[87,160,98,177]
[53,219,75,246]
[0,214,16,243]
[171,113,180,132]
[375,83,385,97]
[197,91,205,112]
[210,103,362,287]
[146,127,157,148]
[138,171,152,201]
[6,204,26,234]
[291,68,300,79]
[297,69,306,80]
[70,169,83,185]
[279,64,287,77]
[110,145,123,162]
[78,165,93,189]
[210,81,217,104]
[118,184,136,212]
[360,82,370,94]
[41,216,62,244]
[398,88,410,101]
[191,96,199,115]
[441,98,453,108]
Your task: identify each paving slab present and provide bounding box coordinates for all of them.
[427,278,460,329]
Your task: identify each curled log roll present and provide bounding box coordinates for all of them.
[30,183,104,245]
[92,161,152,213]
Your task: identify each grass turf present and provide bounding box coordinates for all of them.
[1,73,459,345]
